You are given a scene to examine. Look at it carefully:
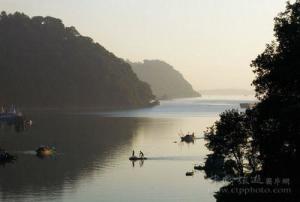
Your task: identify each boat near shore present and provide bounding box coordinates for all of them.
[149,99,160,107]
[0,149,16,164]
[0,105,32,129]
[185,171,194,176]
[0,105,21,122]
[194,164,205,170]
[240,103,256,109]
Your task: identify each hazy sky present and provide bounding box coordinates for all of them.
[1,0,290,90]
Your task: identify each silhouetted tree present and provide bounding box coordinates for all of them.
[203,1,299,201]
[250,0,299,177]
[204,109,258,176]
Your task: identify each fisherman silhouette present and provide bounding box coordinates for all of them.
[139,151,144,158]
[132,150,135,157]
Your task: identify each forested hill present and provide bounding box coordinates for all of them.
[0,12,155,109]
[129,60,200,99]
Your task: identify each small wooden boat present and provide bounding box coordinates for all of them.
[36,146,56,157]
[178,130,196,143]
[0,149,16,163]
[186,171,194,176]
[129,156,147,161]
[194,164,205,170]
[181,134,195,142]
[149,99,160,107]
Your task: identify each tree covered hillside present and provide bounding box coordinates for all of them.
[0,12,155,109]
[129,60,200,99]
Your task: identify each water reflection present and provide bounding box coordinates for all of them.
[0,97,242,202]
[0,119,30,133]
[0,113,221,202]
[0,112,140,201]
[131,159,144,168]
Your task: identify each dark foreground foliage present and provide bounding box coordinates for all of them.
[204,1,299,201]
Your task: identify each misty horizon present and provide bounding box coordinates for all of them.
[0,1,298,202]
[0,0,291,90]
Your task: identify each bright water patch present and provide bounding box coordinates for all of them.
[84,96,256,118]
[0,97,250,202]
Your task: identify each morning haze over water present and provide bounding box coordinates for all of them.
[0,0,298,202]
[0,96,254,202]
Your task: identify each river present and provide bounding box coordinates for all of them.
[0,96,255,202]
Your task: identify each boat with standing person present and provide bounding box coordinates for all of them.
[129,150,147,160]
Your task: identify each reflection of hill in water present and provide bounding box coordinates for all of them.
[0,112,139,201]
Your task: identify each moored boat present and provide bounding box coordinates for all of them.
[0,105,32,130]
[180,134,195,142]
[194,164,205,170]
[185,171,194,176]
[149,99,160,107]
[178,130,196,143]
[1,105,23,122]
[0,149,16,163]
[36,146,56,157]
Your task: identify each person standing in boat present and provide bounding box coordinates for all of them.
[132,150,135,157]
[139,151,144,158]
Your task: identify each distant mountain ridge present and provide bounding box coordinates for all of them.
[129,60,200,99]
[0,12,155,109]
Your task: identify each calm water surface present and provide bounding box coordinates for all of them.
[0,96,255,202]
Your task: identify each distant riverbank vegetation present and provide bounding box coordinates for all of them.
[203,1,298,201]
[0,12,155,109]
